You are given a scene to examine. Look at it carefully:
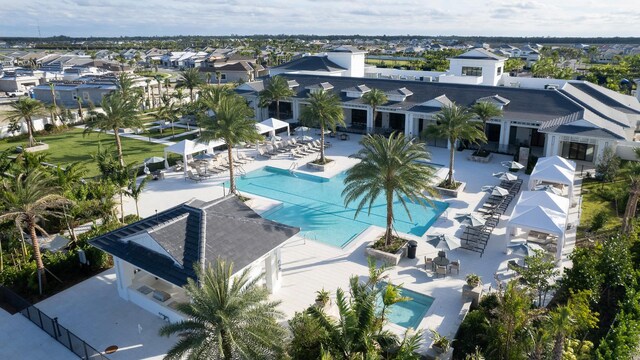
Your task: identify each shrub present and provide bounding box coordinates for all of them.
[288,311,329,360]
[453,310,490,358]
[43,123,55,132]
[590,212,608,233]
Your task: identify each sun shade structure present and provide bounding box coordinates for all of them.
[528,160,575,203]
[493,171,518,181]
[260,118,290,136]
[506,191,570,261]
[144,156,165,164]
[454,212,486,228]
[533,184,563,196]
[255,122,275,136]
[481,185,510,197]
[507,240,545,256]
[163,139,222,177]
[536,155,576,173]
[501,161,525,170]
[426,233,461,250]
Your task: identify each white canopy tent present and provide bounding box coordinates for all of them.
[260,118,290,136]
[517,191,570,216]
[528,164,575,203]
[164,139,217,177]
[506,192,570,261]
[255,123,275,137]
[536,155,576,172]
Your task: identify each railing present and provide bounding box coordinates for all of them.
[236,164,246,176]
[288,162,298,175]
[0,286,109,360]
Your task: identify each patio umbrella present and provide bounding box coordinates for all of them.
[143,156,165,164]
[481,185,510,197]
[193,153,215,160]
[297,135,313,142]
[493,172,518,181]
[501,161,525,170]
[507,240,545,256]
[295,126,309,133]
[426,233,461,251]
[268,135,282,142]
[533,184,563,196]
[454,212,486,228]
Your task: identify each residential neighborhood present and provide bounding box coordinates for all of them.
[1,3,640,360]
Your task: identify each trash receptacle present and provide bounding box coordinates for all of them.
[407,240,418,259]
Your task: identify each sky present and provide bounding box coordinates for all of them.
[0,0,639,38]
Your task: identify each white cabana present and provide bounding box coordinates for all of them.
[517,191,570,216]
[260,118,290,136]
[164,139,213,177]
[506,192,570,261]
[528,164,575,203]
[255,123,275,137]
[536,155,576,172]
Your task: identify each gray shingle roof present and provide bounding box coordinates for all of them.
[273,56,346,72]
[90,196,299,286]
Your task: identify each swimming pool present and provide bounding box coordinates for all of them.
[232,166,448,248]
[378,284,434,329]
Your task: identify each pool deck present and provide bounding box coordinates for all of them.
[28,134,581,359]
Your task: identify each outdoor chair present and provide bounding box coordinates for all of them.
[435,266,447,278]
[424,256,434,271]
[449,260,460,274]
[186,170,202,182]
[232,154,249,165]
[290,149,306,159]
[239,153,255,162]
[257,148,270,159]
[196,167,213,179]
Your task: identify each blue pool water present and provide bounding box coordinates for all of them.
[232,166,449,248]
[378,284,434,329]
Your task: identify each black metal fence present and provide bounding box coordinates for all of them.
[0,286,109,360]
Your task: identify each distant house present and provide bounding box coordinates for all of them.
[200,60,265,84]
[89,196,299,323]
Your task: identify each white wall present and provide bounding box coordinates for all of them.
[447,58,503,86]
[364,67,444,81]
[502,75,568,90]
[615,141,640,161]
[326,51,365,77]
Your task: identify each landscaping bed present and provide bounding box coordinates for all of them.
[364,236,407,266]
[468,149,493,163]
[434,180,466,198]
[307,158,335,171]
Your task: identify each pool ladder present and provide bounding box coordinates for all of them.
[288,162,298,176]
[236,164,246,176]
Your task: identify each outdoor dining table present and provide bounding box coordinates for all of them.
[433,256,450,267]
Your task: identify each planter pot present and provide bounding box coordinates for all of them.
[365,242,407,266]
[24,143,49,153]
[315,300,331,310]
[468,152,493,163]
[307,159,335,172]
[462,284,483,307]
[434,181,466,198]
[432,344,448,354]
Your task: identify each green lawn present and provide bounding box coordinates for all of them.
[365,58,413,67]
[579,172,629,235]
[0,128,167,177]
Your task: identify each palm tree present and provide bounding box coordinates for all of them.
[471,102,503,153]
[76,97,84,120]
[84,92,143,166]
[126,175,148,218]
[154,75,164,99]
[0,170,71,291]
[49,83,58,120]
[343,133,438,246]
[116,72,138,101]
[205,72,212,85]
[5,97,45,147]
[159,259,286,360]
[622,148,640,234]
[258,75,294,120]
[178,68,203,102]
[199,94,262,194]
[216,71,222,86]
[361,88,388,131]
[199,84,233,111]
[52,162,86,243]
[422,103,486,188]
[548,306,574,360]
[299,90,345,164]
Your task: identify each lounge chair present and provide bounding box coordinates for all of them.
[196,167,213,179]
[239,153,255,162]
[186,170,202,182]
[232,154,249,165]
[290,149,306,159]
[257,148,270,159]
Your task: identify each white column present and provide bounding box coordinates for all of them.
[499,121,511,152]
[555,234,564,261]
[366,107,374,133]
[292,100,300,122]
[405,114,414,137]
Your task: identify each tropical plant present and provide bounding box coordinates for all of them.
[126,175,149,218]
[0,170,71,291]
[519,250,558,306]
[199,84,233,112]
[430,329,451,352]
[159,259,286,360]
[84,91,143,166]
[595,146,620,183]
[198,93,262,194]
[361,88,388,130]
[178,68,203,102]
[299,90,345,163]
[258,75,294,120]
[5,97,45,147]
[76,97,84,120]
[466,273,482,288]
[315,288,331,307]
[343,133,438,247]
[153,102,180,138]
[622,148,640,234]
[422,103,486,188]
[471,101,503,154]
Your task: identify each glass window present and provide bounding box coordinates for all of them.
[462,66,482,76]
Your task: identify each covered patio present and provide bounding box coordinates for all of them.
[528,156,576,203]
[163,139,223,177]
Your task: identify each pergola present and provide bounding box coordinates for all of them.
[506,191,569,261]
[528,162,575,203]
[164,139,219,177]
[259,118,291,136]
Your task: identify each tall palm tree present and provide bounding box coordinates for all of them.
[216,71,222,86]
[84,92,143,166]
[178,68,203,102]
[258,75,294,120]
[361,88,388,131]
[205,72,212,85]
[343,133,438,246]
[126,175,148,218]
[299,90,345,164]
[199,93,262,195]
[548,306,574,360]
[622,148,640,235]
[5,97,45,148]
[471,102,503,153]
[154,74,164,99]
[422,103,486,188]
[49,83,58,121]
[0,170,71,291]
[76,97,84,120]
[159,259,286,360]
[116,72,138,102]
[199,84,233,112]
